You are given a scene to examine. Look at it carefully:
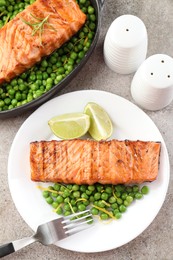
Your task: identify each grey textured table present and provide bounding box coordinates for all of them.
[0,0,173,259]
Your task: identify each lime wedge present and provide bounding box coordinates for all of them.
[48,113,90,139]
[84,102,113,141]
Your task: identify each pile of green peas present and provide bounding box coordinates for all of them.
[41,183,149,221]
[0,0,96,111]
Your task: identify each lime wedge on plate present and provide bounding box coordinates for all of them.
[84,102,113,141]
[48,113,90,139]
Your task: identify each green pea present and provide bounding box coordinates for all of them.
[70,199,76,206]
[89,195,94,202]
[70,52,78,60]
[84,200,90,206]
[50,73,56,79]
[111,203,118,209]
[86,190,92,195]
[121,192,127,200]
[101,192,109,201]
[94,192,101,200]
[51,191,58,198]
[57,67,65,74]
[56,207,63,215]
[133,185,139,193]
[115,191,121,198]
[123,200,130,207]
[88,31,94,39]
[135,192,143,199]
[88,6,95,14]
[49,56,57,64]
[91,207,99,215]
[46,196,53,204]
[80,185,87,192]
[98,200,105,208]
[79,0,86,4]
[0,0,6,7]
[64,211,71,216]
[56,195,64,203]
[53,183,60,191]
[64,197,70,203]
[81,193,89,199]
[117,198,123,205]
[64,203,71,211]
[11,99,18,106]
[115,212,122,219]
[72,184,79,191]
[72,206,78,212]
[0,100,5,107]
[73,191,80,198]
[119,205,127,213]
[126,196,133,203]
[11,79,17,87]
[89,14,96,22]
[33,90,43,98]
[42,72,49,80]
[63,190,70,198]
[78,204,86,211]
[52,201,59,209]
[100,213,109,220]
[47,67,52,74]
[115,184,125,193]
[30,83,39,91]
[41,60,48,68]
[109,196,116,204]
[141,186,149,195]
[96,184,104,192]
[15,92,22,101]
[4,97,11,105]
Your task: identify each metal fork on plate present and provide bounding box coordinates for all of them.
[0,209,93,258]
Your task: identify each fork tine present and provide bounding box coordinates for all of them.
[62,210,92,225]
[64,218,93,235]
[62,209,91,223]
[61,209,93,235]
[62,212,92,225]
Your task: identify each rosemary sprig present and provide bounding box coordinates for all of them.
[4,15,10,25]
[0,12,5,18]
[21,13,56,45]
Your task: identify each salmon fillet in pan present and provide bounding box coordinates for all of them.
[30,139,161,185]
[0,0,86,84]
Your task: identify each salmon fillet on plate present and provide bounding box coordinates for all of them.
[0,0,86,84]
[30,139,161,185]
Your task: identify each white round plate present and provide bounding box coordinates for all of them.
[8,90,170,253]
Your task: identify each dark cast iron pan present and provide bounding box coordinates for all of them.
[0,0,104,119]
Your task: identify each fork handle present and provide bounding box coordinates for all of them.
[0,243,15,258]
[0,236,36,258]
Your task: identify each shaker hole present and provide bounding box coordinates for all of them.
[167,75,170,78]
[161,60,164,63]
[151,72,153,75]
[126,29,129,31]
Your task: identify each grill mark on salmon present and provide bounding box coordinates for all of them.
[30,139,161,185]
[0,0,86,84]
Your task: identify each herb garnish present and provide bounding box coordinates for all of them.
[21,13,56,45]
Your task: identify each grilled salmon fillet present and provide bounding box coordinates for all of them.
[30,139,161,185]
[0,0,86,84]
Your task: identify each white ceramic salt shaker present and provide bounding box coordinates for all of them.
[131,54,173,110]
[103,14,148,74]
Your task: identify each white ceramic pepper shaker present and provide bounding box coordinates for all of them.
[131,54,173,110]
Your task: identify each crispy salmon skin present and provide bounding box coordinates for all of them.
[0,0,86,84]
[30,139,161,185]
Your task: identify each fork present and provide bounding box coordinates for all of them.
[0,209,93,258]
